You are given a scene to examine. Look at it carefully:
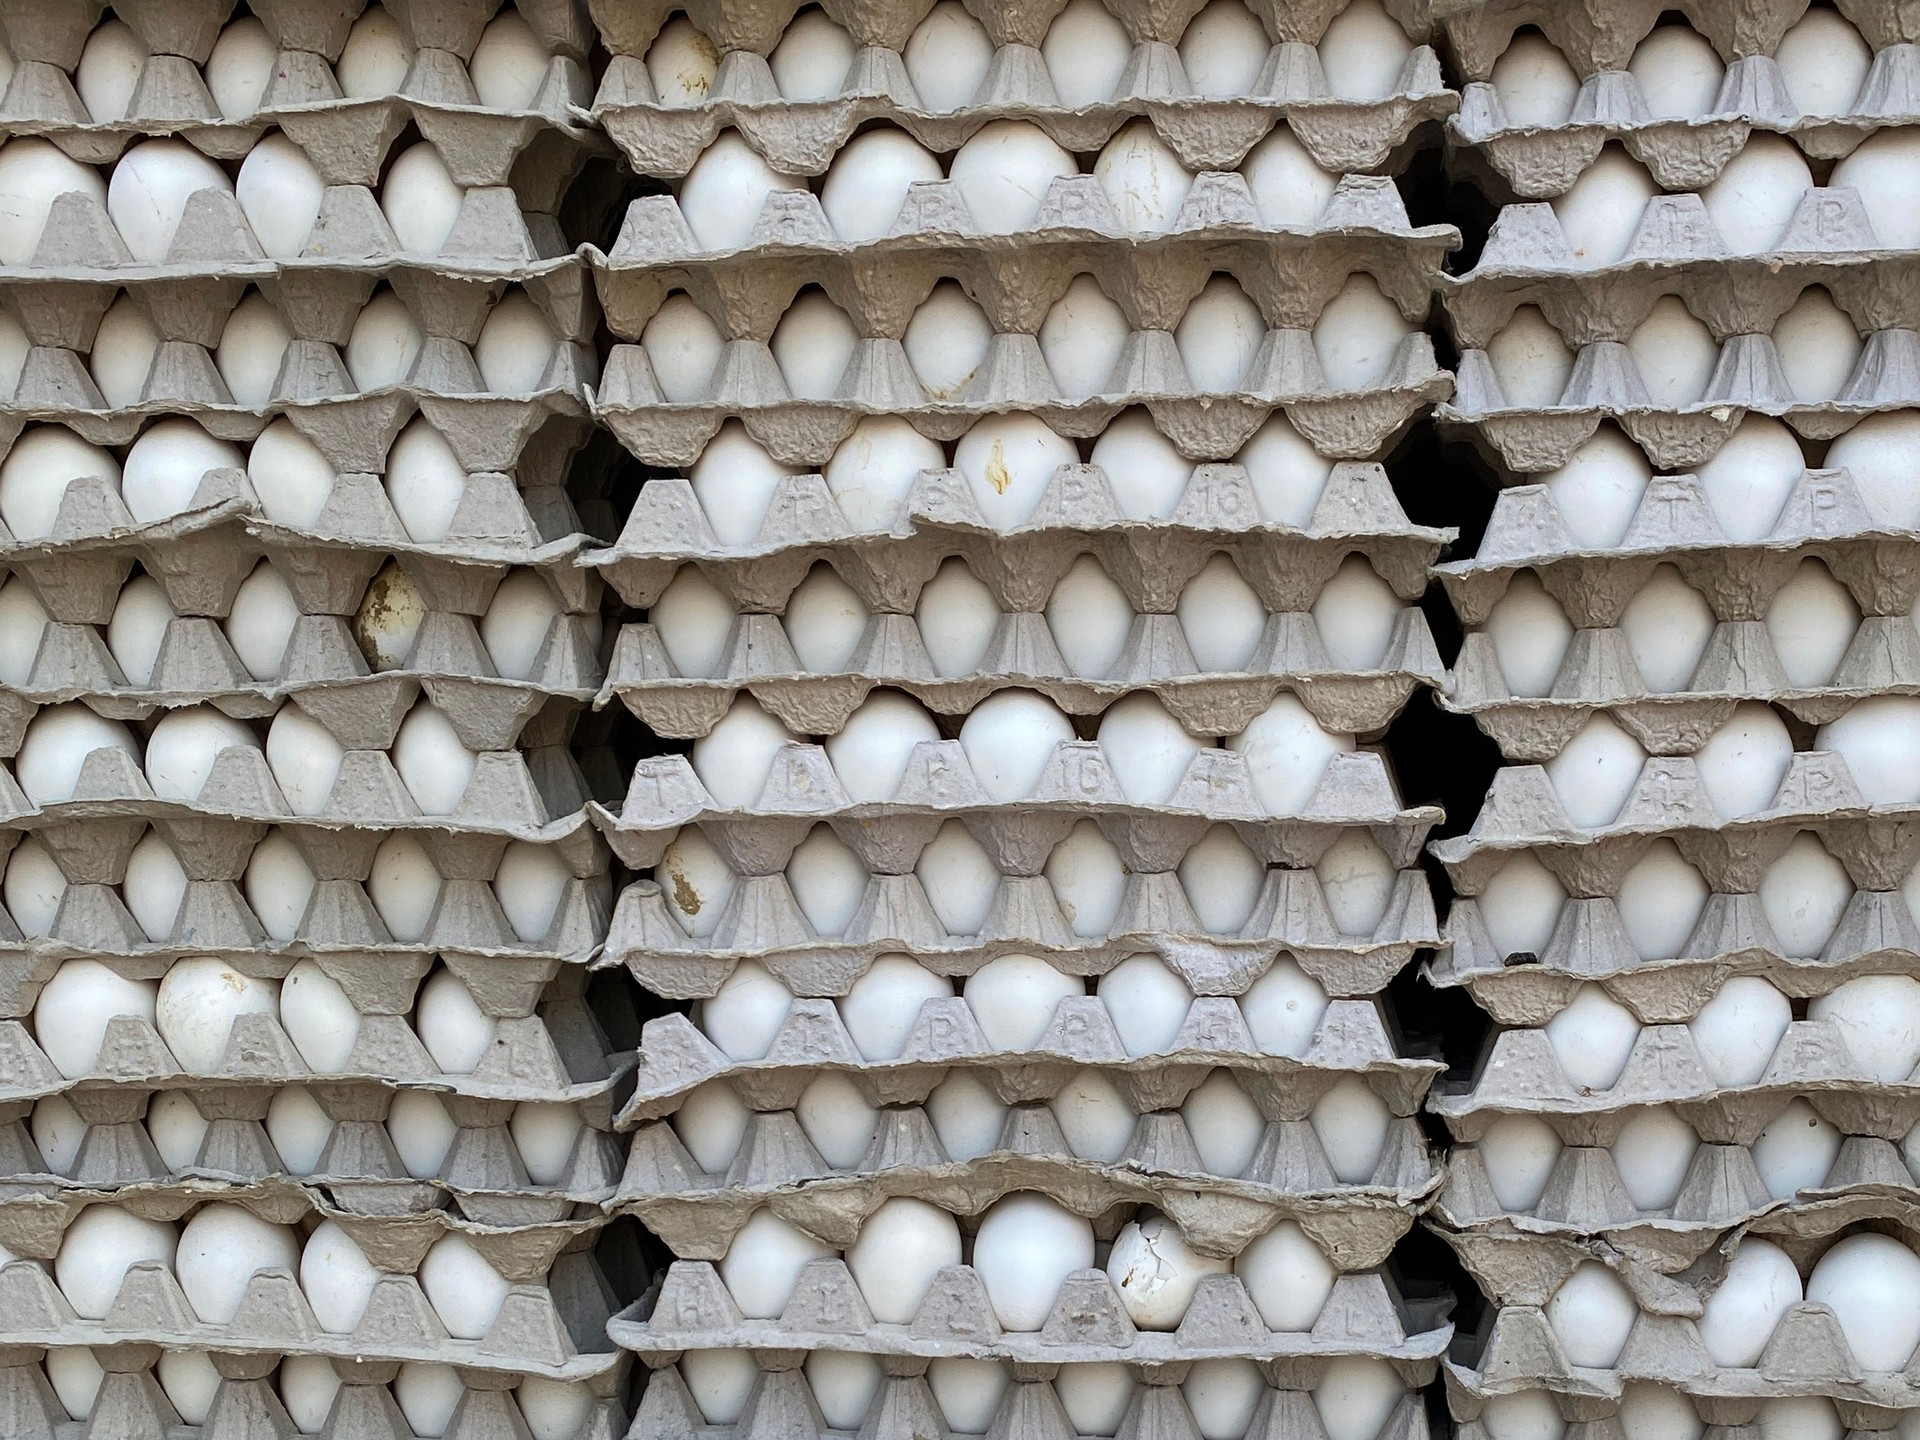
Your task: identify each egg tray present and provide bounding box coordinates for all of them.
[592,41,1453,179]
[619,996,1439,1122]
[1443,1389,1899,1440]
[1439,331,1920,477]
[1439,190,1920,349]
[606,865,1436,1000]
[610,1257,1452,1366]
[631,1362,1436,1440]
[587,460,1450,616]
[0,1250,623,1379]
[616,1104,1436,1263]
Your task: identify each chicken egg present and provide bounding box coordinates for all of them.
[382,142,464,254]
[55,1206,177,1318]
[1234,1219,1333,1330]
[917,819,1001,934]
[1312,274,1410,391]
[242,832,315,941]
[1829,412,1920,527]
[1178,824,1265,934]
[511,1100,584,1185]
[1317,1359,1407,1440]
[1690,976,1791,1086]
[914,558,998,676]
[825,416,943,530]
[1477,1113,1562,1211]
[948,122,1078,234]
[839,954,951,1060]
[1618,1385,1703,1440]
[679,132,806,250]
[389,1089,458,1178]
[965,953,1080,1049]
[1546,983,1640,1090]
[1043,0,1132,107]
[0,140,108,264]
[1313,1074,1392,1181]
[107,574,177,686]
[1039,274,1128,400]
[123,418,245,524]
[1096,954,1192,1055]
[1483,572,1572,697]
[149,1089,211,1171]
[0,427,122,540]
[659,827,736,937]
[1227,693,1355,813]
[1627,26,1724,119]
[158,1350,221,1424]
[225,561,301,681]
[1483,1387,1565,1440]
[420,1232,511,1339]
[1047,553,1133,678]
[0,309,24,395]
[0,578,47,685]
[301,1220,380,1332]
[975,1191,1094,1329]
[1185,1358,1264,1440]
[338,5,411,96]
[770,10,856,100]
[266,1085,335,1175]
[1177,554,1264,672]
[690,422,797,544]
[46,1348,106,1422]
[279,959,360,1072]
[394,1363,465,1438]
[783,564,869,672]
[157,956,278,1075]
[1831,130,1920,250]
[471,11,550,110]
[1487,306,1574,408]
[109,139,234,263]
[1052,1067,1137,1161]
[640,293,721,403]
[76,19,146,122]
[929,1358,1011,1432]
[475,290,557,393]
[1811,974,1920,1080]
[278,1354,342,1431]
[206,17,275,119]
[1045,819,1127,938]
[265,705,346,817]
[481,569,562,680]
[1091,409,1193,519]
[699,959,792,1060]
[848,1196,960,1322]
[247,419,336,527]
[1098,694,1205,806]
[1095,121,1193,233]
[30,1093,84,1174]
[1180,0,1268,98]
[681,1349,759,1423]
[1317,828,1397,935]
[177,1203,298,1322]
[494,839,572,943]
[91,295,160,407]
[927,1070,1008,1160]
[1760,831,1851,958]
[692,696,798,807]
[1243,125,1338,228]
[1182,1069,1266,1177]
[120,831,186,945]
[1553,148,1657,267]
[1703,136,1812,257]
[822,129,942,243]
[386,418,467,542]
[346,290,423,391]
[1694,702,1793,818]
[236,134,325,260]
[958,688,1076,799]
[1616,839,1707,959]
[1546,712,1645,826]
[1490,34,1580,128]
[1752,1098,1841,1199]
[646,16,718,105]
[770,289,857,399]
[1775,10,1871,117]
[368,830,442,940]
[520,1378,597,1440]
[1622,296,1715,408]
[904,280,992,401]
[721,1208,834,1317]
[1700,1238,1801,1365]
[827,690,941,801]
[1313,555,1400,670]
[1773,288,1861,403]
[1619,564,1715,692]
[1056,1363,1134,1435]
[392,702,477,815]
[805,1351,881,1429]
[1612,1106,1698,1209]
[904,2,993,110]
[1808,1233,1920,1370]
[1317,0,1411,102]
[1239,413,1333,524]
[415,968,495,1073]
[1107,1212,1227,1329]
[17,703,139,803]
[1820,694,1920,803]
[796,1071,878,1166]
[1546,1261,1637,1366]
[651,565,735,677]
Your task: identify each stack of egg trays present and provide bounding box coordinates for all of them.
[579,0,1473,1434]
[0,0,638,1434]
[1423,0,1920,1431]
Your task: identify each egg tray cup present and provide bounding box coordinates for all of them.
[1440,188,1920,350]
[605,863,1436,1001]
[617,1103,1438,1262]
[611,1254,1451,1367]
[1440,329,1920,477]
[592,39,1453,179]
[586,458,1450,619]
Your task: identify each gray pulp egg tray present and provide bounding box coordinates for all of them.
[586,459,1450,616]
[592,40,1452,178]
[1440,330,1920,476]
[616,1103,1438,1262]
[609,1254,1452,1365]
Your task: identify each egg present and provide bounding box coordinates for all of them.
[389,1089,458,1178]
[1773,288,1861,403]
[839,954,951,1060]
[1239,414,1334,525]
[1182,1070,1266,1175]
[382,142,464,254]
[367,830,441,940]
[1483,572,1572,698]
[519,1377,597,1440]
[17,703,139,803]
[639,293,721,403]
[904,1,993,109]
[1092,409,1193,519]
[76,19,146,122]
[927,1070,1008,1160]
[236,134,325,261]
[822,129,943,243]
[768,289,856,399]
[1616,839,1708,959]
[916,819,1000,933]
[1553,148,1657,267]
[157,956,278,1075]
[110,140,235,263]
[1040,274,1129,399]
[974,1191,1094,1329]
[177,1203,299,1323]
[680,132,806,250]
[1700,1238,1802,1365]
[1812,974,1920,1079]
[1319,829,1398,937]
[768,10,855,100]
[1689,976,1791,1087]
[338,5,412,96]
[693,696,798,807]
[1314,1074,1393,1181]
[848,1196,961,1323]
[279,959,360,1071]
[958,688,1076,799]
[1696,703,1793,818]
[1227,693,1355,813]
[1235,1220,1333,1330]
[1100,695,1206,807]
[1052,1067,1137,1160]
[1179,824,1266,933]
[659,827,736,937]
[699,959,792,1060]
[1621,297,1716,410]
[0,140,108,264]
[958,414,1080,529]
[1315,1359,1406,1440]
[1095,954,1192,1055]
[45,1348,105,1422]
[242,832,315,941]
[503,1100,581,1186]
[0,579,47,685]
[415,968,495,1073]
[1313,274,1411,392]
[148,705,261,804]
[345,290,423,392]
[651,566,735,678]
[1832,412,1920,527]
[157,1349,221,1424]
[796,1072,878,1166]
[0,427,122,540]
[1490,34,1581,128]
[1044,820,1127,938]
[1107,1212,1228,1329]
[721,1208,835,1317]
[646,16,719,106]
[106,575,176,686]
[471,291,557,393]
[949,122,1078,234]
[782,828,868,935]
[1487,306,1574,409]
[493,839,571,943]
[394,1362,465,1438]
[125,418,246,524]
[393,702,477,814]
[1546,713,1646,826]
[471,11,550,109]
[1806,1233,1920,1370]
[1761,831,1852,958]
[1627,26,1724,119]
[1174,555,1263,673]
[1822,693,1920,802]
[1611,1106,1698,1209]
[205,17,276,120]
[479,569,560,680]
[1477,1113,1562,1211]
[266,1085,335,1175]
[1180,0,1268,98]
[301,1220,381,1332]
[422,1233,511,1339]
[225,561,302,681]
[805,1351,881,1429]
[673,1080,750,1172]
[1242,126,1339,228]
[778,565,865,674]
[1317,0,1411,101]
[1482,1390,1565,1440]
[1752,1098,1842,1199]
[689,422,798,544]
[1618,1385,1703,1440]
[90,295,161,407]
[1185,1358,1265,1440]
[265,706,346,817]
[930,1358,1011,1432]
[1095,121,1193,234]
[55,1206,177,1318]
[1043,0,1133,107]
[681,1350,759,1423]
[904,280,992,401]
[965,953,1080,1049]
[1314,555,1401,670]
[0,309,24,397]
[1776,10,1871,117]
[1760,1398,1842,1440]
[387,419,470,542]
[825,415,944,529]
[1056,1363,1134,1436]
[1703,135,1812,258]
[246,419,336,527]
[1044,554,1131,678]
[277,1353,343,1431]
[1619,564,1714,692]
[30,1093,85,1174]
[1546,983,1640,1090]
[1832,130,1920,250]
[148,1089,210,1171]
[1546,1261,1637,1366]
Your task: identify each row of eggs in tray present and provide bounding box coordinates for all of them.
[641,0,1418,111]
[1480,1394,1910,1440]
[641,271,1415,406]
[0,286,570,409]
[24,1347,596,1438]
[0,6,561,124]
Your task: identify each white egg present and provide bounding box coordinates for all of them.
[904,280,992,401]
[519,1377,597,1440]
[930,1357,1011,1432]
[107,574,176,686]
[1830,412,1920,527]
[2,835,61,937]
[1180,0,1268,97]
[46,1348,105,1422]
[1759,1398,1842,1440]
[1619,564,1715,692]
[1240,414,1335,525]
[699,959,792,1060]
[157,1348,221,1424]
[367,830,441,941]
[1753,1098,1841,1199]
[1312,1074,1392,1182]
[1776,10,1871,117]
[1317,0,1411,101]
[224,562,301,682]
[839,953,951,1060]
[1700,1238,1802,1365]
[1107,1212,1227,1330]
[1761,831,1852,958]
[206,17,276,119]
[1545,983,1640,1090]
[1553,148,1657,267]
[124,418,245,524]
[1700,417,1807,544]
[177,1203,298,1323]
[494,839,572,943]
[415,968,495,1073]
[805,1350,881,1430]
[264,706,345,818]
[639,293,722,404]
[1056,1363,1134,1436]
[910,561,997,679]
[1619,1385,1703,1440]
[1811,974,1920,1080]
[0,427,122,540]
[394,1362,465,1438]
[1698,134,1810,255]
[236,134,325,260]
[681,1349,759,1423]
[109,140,234,263]
[1490,34,1581,128]
[674,1081,750,1173]
[782,564,868,673]
[949,121,1078,234]
[0,308,18,397]
[692,696,798,808]
[659,827,736,937]
[1484,572,1573,697]
[475,290,556,393]
[381,142,464,254]
[1612,1107,1697,1209]
[1098,694,1204,807]
[1242,125,1339,228]
[1477,1113,1563,1211]
[157,957,278,1076]
[346,290,423,391]
[1045,819,1127,938]
[1315,1359,1406,1440]
[690,421,798,544]
[1483,1389,1565,1440]
[90,295,161,407]
[958,688,1076,799]
[1696,702,1794,818]
[965,953,1081,1049]
[0,140,108,265]
[338,5,412,97]
[822,129,943,243]
[301,1220,382,1332]
[18,703,139,803]
[243,832,315,941]
[1627,26,1724,119]
[1546,1261,1637,1366]
[1691,976,1791,1086]
[651,565,736,678]
[721,1208,834,1317]
[420,1232,510,1340]
[1545,713,1645,827]
[770,10,856,100]
[1312,274,1411,391]
[1095,121,1193,234]
[386,419,467,543]
[1832,130,1920,250]
[1616,839,1708,959]
[481,569,562,680]
[149,1089,210,1171]
[1182,1070,1266,1176]
[1040,274,1130,399]
[30,1093,85,1174]
[825,415,944,530]
[392,703,477,815]
[0,578,47,685]
[1313,555,1400,670]
[388,1089,458,1178]
[56,1206,177,1318]
[974,1191,1095,1330]
[1773,288,1860,404]
[958,413,1079,529]
[1487,306,1575,409]
[266,1085,335,1175]
[904,2,994,109]
[927,1070,1008,1160]
[680,132,806,250]
[1043,0,1133,106]
[472,11,550,109]
[917,819,1002,934]
[1179,824,1266,934]
[1808,1233,1920,1370]
[247,419,336,528]
[1176,555,1265,673]
[1226,693,1355,813]
[1052,1067,1137,1161]
[796,1071,878,1167]
[1091,410,1193,519]
[510,1100,583,1185]
[848,1196,961,1322]
[646,16,719,105]
[76,19,146,122]
[1820,693,1920,803]
[1185,1358,1264,1440]
[1046,553,1133,679]
[1095,953,1192,1055]
[279,959,361,1072]
[770,289,857,399]
[279,1353,343,1432]
[1317,828,1397,935]
[1625,296,1718,408]
[1235,1220,1334,1330]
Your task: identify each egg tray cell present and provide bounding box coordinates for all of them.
[607,865,1435,1000]
[588,460,1449,615]
[619,995,1438,1123]
[1440,330,1920,477]
[612,1257,1451,1366]
[593,42,1452,179]
[1440,190,1920,349]
[617,1105,1436,1263]
[0,1250,623,1379]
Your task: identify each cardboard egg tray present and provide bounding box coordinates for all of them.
[1444,1388,1896,1440]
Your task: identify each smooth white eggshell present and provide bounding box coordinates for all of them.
[1490,34,1581,128]
[692,696,798,807]
[242,832,315,941]
[1761,831,1852,959]
[1810,974,1920,1080]
[1185,1358,1265,1440]
[475,290,556,393]
[510,1100,583,1185]
[494,839,572,943]
[1226,694,1354,813]
[958,688,1076,799]
[1628,295,1718,407]
[394,1362,465,1438]
[1619,564,1716,693]
[156,957,277,1075]
[1832,130,1920,250]
[1314,1358,1406,1440]
[107,574,176,686]
[385,419,466,543]
[681,1349,759,1423]
[770,289,857,399]
[1700,1239,1802,1365]
[148,1089,210,1171]
[904,279,993,400]
[926,1069,1008,1161]
[1698,416,1807,541]
[1097,694,1203,806]
[266,1085,335,1175]
[176,1203,298,1323]
[420,1233,509,1339]
[825,415,944,529]
[30,1093,85,1174]
[1180,1,1268,98]
[225,561,301,681]
[821,128,942,243]
[2,835,62,937]
[519,1376,597,1440]
[699,959,792,1061]
[1482,1389,1566,1440]
[481,569,562,680]
[1107,1213,1227,1329]
[1096,953,1192,1055]
[1554,147,1658,266]
[17,703,139,803]
[949,121,1078,234]
[1776,10,1871,117]
[236,134,324,260]
[1040,274,1129,399]
[1178,553,1265,672]
[46,1347,106,1421]
[1484,571,1575,700]
[1772,287,1861,404]
[916,558,1000,677]
[0,578,48,686]
[1477,1113,1563,1212]
[680,132,805,250]
[1612,1110,1694,1214]
[55,1206,177,1318]
[1091,409,1192,519]
[265,705,345,818]
[471,12,550,110]
[1696,702,1793,818]
[1545,984,1641,1092]
[0,139,109,265]
[1316,828,1397,936]
[1095,121,1193,233]
[109,140,233,263]
[690,422,797,544]
[90,295,161,407]
[1182,1069,1266,1176]
[770,11,856,100]
[123,417,244,524]
[301,1220,380,1332]
[1819,694,1920,803]
[839,953,950,1061]
[338,6,411,97]
[795,1071,878,1166]
[640,292,721,403]
[246,418,335,527]
[1313,274,1411,391]
[659,827,736,938]
[1807,1232,1920,1370]
[157,1348,221,1424]
[956,413,1077,528]
[1234,1220,1334,1330]
[392,703,477,815]
[929,1357,1011,1432]
[367,830,440,941]
[415,968,495,1073]
[904,1,994,110]
[381,142,464,254]
[388,1089,458,1179]
[346,290,423,391]
[280,1353,342,1431]
[0,427,122,540]
[1753,1098,1842,1199]
[964,953,1080,1049]
[646,17,719,105]
[651,564,736,678]
[1048,553,1135,679]
[1056,1362,1134,1435]
[1617,838,1709,959]
[1486,306,1574,409]
[1628,26,1725,119]
[1045,819,1127,938]
[848,1196,961,1323]
[805,1350,881,1429]
[1052,1067,1137,1162]
[1546,1262,1637,1367]
[1242,125,1338,228]
[1544,713,1645,827]
[1311,1073,1391,1182]
[1043,0,1133,106]
[721,1208,834,1318]
[280,959,361,1073]
[1691,976,1792,1086]
[783,563,869,672]
[1239,412,1333,525]
[1316,0,1411,101]
[206,17,276,119]
[76,19,146,122]
[1767,559,1859,689]
[974,1191,1095,1329]
[1312,555,1400,670]
[1179,824,1266,934]
[1830,413,1920,528]
[1759,1398,1843,1440]
[1618,1385,1705,1440]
